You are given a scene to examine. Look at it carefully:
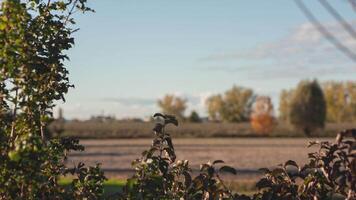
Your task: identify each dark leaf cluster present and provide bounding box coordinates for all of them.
[0,1,105,199]
[252,129,355,200]
[118,114,355,200]
[117,113,250,200]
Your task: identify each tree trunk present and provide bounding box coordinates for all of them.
[303,127,311,137]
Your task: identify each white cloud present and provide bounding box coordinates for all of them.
[201,21,356,79]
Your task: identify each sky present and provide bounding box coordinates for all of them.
[57,0,356,119]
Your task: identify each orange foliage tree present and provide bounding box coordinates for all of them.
[250,96,277,135]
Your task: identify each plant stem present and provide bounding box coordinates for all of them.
[10,88,18,140]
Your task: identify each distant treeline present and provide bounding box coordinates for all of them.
[157,80,356,124]
[157,79,356,136]
[50,80,356,138]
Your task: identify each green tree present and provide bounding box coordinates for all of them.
[205,94,223,121]
[158,94,187,120]
[322,81,356,122]
[346,81,356,121]
[279,89,293,122]
[205,86,255,122]
[188,110,202,123]
[0,1,105,199]
[289,80,326,136]
[220,86,255,122]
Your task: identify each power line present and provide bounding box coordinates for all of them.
[294,0,356,62]
[318,0,356,40]
[348,0,356,12]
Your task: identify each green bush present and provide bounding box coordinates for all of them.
[118,113,248,200]
[116,113,355,200]
[253,129,355,200]
[0,1,105,199]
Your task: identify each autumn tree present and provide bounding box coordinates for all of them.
[346,82,356,121]
[250,96,277,135]
[279,89,294,122]
[289,80,326,136]
[322,81,356,122]
[205,94,223,121]
[205,86,255,122]
[158,95,187,120]
[219,86,255,122]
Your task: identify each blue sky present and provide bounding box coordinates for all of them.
[58,0,356,119]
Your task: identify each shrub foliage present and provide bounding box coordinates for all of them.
[253,129,355,200]
[0,0,105,199]
[117,113,356,200]
[118,113,249,200]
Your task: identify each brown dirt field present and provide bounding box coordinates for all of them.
[67,137,332,180]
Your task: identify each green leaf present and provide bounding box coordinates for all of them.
[259,168,271,174]
[256,178,271,189]
[183,171,192,187]
[8,151,21,162]
[213,160,225,165]
[284,160,298,168]
[271,168,285,176]
[0,23,6,30]
[219,166,237,175]
[153,113,165,118]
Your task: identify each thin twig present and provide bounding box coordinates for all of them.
[64,0,79,25]
[46,0,51,8]
[40,113,45,141]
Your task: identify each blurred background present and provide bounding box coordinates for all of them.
[58,0,356,120]
[52,0,356,194]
